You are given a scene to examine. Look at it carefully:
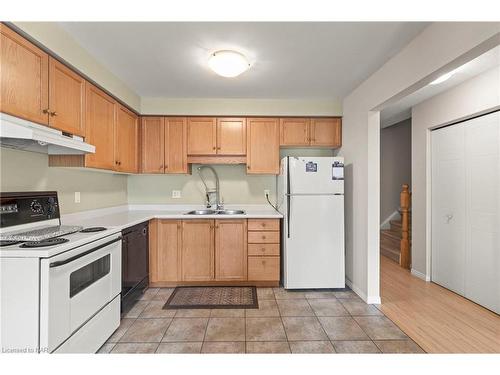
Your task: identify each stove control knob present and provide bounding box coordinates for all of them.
[30,200,43,214]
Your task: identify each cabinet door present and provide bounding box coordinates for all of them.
[187,117,217,155]
[48,57,86,136]
[165,117,188,173]
[310,118,342,147]
[0,24,49,124]
[216,118,246,155]
[181,220,215,281]
[140,117,165,173]
[280,118,310,146]
[150,220,182,283]
[115,105,139,173]
[215,220,247,281]
[84,84,116,170]
[246,118,280,174]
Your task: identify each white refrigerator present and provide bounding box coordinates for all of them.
[278,156,345,289]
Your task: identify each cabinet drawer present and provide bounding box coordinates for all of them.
[248,219,280,231]
[248,256,280,281]
[248,231,280,244]
[248,244,280,256]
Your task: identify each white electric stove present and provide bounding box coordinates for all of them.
[0,191,122,353]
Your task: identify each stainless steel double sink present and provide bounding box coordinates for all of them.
[184,209,245,215]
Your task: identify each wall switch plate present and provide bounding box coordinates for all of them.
[172,190,181,199]
[74,192,81,203]
[264,189,270,197]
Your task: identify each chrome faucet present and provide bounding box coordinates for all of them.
[197,165,224,210]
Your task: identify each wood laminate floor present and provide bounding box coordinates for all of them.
[379,255,500,353]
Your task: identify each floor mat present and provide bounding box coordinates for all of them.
[163,286,258,309]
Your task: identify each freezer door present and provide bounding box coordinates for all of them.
[284,194,345,289]
[289,157,344,194]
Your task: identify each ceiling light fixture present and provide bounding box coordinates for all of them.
[208,50,250,78]
[429,71,455,85]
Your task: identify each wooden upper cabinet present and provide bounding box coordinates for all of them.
[181,220,215,281]
[84,84,116,170]
[115,105,139,173]
[310,118,342,147]
[187,117,217,155]
[215,220,247,281]
[140,117,164,173]
[246,118,280,174]
[150,220,182,283]
[217,118,246,155]
[0,24,49,125]
[280,118,310,146]
[165,117,188,173]
[48,57,86,136]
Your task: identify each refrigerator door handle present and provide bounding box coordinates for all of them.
[287,156,291,238]
[287,194,291,238]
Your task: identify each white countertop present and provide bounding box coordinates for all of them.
[62,204,283,231]
[0,204,282,258]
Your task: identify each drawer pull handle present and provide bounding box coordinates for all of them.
[261,248,265,252]
[262,236,266,239]
[261,223,266,227]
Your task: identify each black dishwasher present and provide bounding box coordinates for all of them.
[121,222,149,312]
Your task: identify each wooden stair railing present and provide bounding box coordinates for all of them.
[399,184,411,269]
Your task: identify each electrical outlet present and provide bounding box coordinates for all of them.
[74,192,81,203]
[172,190,181,199]
[264,189,270,197]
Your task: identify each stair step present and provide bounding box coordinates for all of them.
[380,243,400,263]
[380,230,400,248]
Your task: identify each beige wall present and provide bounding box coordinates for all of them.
[380,118,412,222]
[342,22,499,303]
[411,65,500,278]
[12,22,141,111]
[141,98,342,116]
[0,148,128,214]
[128,148,335,205]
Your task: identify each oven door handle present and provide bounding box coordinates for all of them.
[49,236,122,268]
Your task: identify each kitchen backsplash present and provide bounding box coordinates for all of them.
[1,147,336,213]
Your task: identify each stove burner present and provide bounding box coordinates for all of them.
[80,227,107,233]
[20,237,70,248]
[0,240,21,247]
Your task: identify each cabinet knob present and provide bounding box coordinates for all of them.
[213,146,216,150]
[42,109,50,114]
[159,164,163,170]
[262,235,266,240]
[261,248,265,252]
[261,223,266,227]
[50,111,57,117]
[247,165,250,170]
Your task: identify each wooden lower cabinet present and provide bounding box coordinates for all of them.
[149,219,182,283]
[215,220,247,281]
[248,256,280,281]
[149,218,280,286]
[181,220,215,281]
[247,219,281,283]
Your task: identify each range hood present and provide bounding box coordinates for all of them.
[0,112,95,154]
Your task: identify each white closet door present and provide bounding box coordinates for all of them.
[464,112,500,313]
[431,124,466,295]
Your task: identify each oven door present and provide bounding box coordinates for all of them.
[39,233,121,352]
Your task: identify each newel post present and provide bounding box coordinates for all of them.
[400,184,411,269]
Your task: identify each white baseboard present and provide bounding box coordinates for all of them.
[411,268,431,282]
[380,210,400,230]
[345,278,381,304]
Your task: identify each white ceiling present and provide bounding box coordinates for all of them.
[58,22,429,100]
[381,45,500,127]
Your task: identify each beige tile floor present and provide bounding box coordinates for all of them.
[99,287,424,354]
